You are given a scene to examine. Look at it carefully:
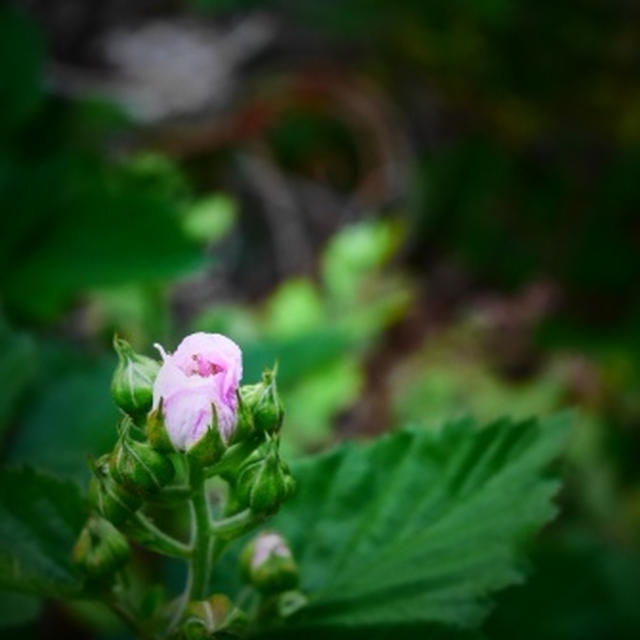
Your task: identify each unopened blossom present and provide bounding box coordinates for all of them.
[251,532,293,570]
[152,332,242,450]
[241,531,298,593]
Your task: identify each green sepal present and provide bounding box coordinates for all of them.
[146,398,175,452]
[111,336,160,421]
[187,404,226,467]
[230,390,255,445]
[72,516,130,580]
[110,436,175,497]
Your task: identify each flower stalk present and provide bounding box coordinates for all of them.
[188,461,214,601]
[73,333,300,639]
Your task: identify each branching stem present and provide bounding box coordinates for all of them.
[126,511,192,559]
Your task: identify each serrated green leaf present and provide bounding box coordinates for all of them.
[258,413,569,637]
[0,467,86,597]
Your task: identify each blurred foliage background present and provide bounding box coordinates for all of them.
[1,0,639,638]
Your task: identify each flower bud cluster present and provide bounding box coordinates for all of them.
[75,332,295,594]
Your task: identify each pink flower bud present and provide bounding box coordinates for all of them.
[151,332,242,451]
[251,532,293,570]
[240,531,299,593]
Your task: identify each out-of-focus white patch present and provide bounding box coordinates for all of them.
[50,16,274,122]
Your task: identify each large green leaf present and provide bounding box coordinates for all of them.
[0,467,86,597]
[258,413,569,637]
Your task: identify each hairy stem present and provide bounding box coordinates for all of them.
[188,462,213,601]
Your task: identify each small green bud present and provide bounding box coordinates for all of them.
[111,336,160,420]
[229,391,254,445]
[88,455,142,524]
[235,443,290,514]
[241,532,298,594]
[73,516,130,579]
[179,594,247,640]
[240,367,284,435]
[110,437,174,497]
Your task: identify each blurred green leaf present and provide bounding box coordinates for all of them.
[242,330,353,387]
[0,591,41,629]
[322,220,402,308]
[192,304,260,345]
[182,193,237,243]
[7,358,118,481]
[263,278,326,339]
[0,6,43,137]
[0,467,86,597]
[486,530,640,640]
[260,413,569,637]
[282,357,362,455]
[1,156,205,319]
[392,359,565,429]
[0,324,36,437]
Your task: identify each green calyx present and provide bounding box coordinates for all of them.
[187,404,226,467]
[230,390,255,445]
[178,594,248,640]
[111,336,160,420]
[146,398,174,453]
[72,516,130,580]
[235,440,294,514]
